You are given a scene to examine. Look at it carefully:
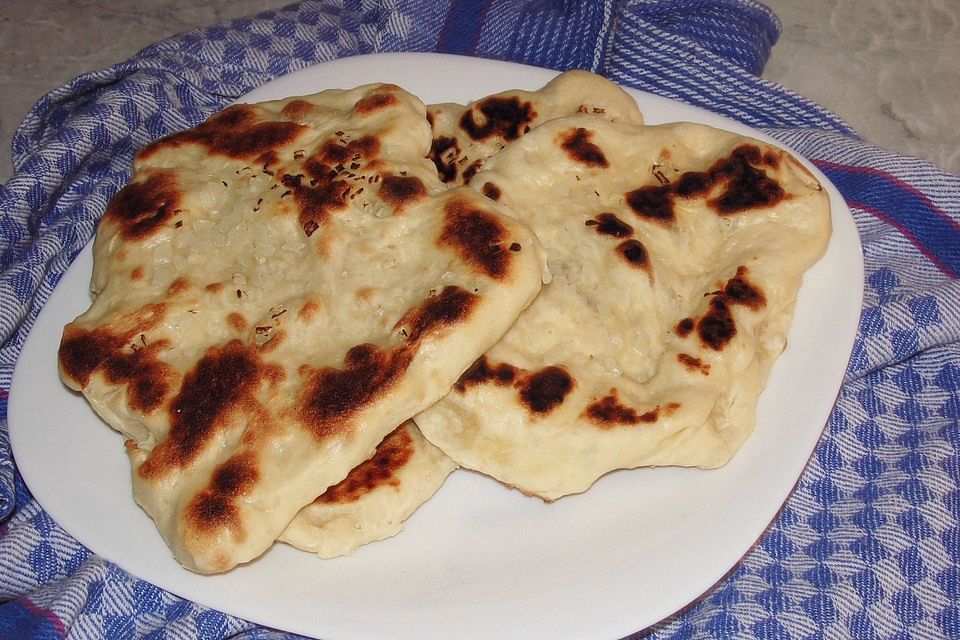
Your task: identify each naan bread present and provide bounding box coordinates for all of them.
[58,83,546,573]
[426,69,643,185]
[415,116,831,500]
[275,72,639,557]
[279,420,456,558]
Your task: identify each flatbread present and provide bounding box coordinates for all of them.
[279,420,456,559]
[58,83,546,573]
[415,115,831,500]
[426,69,643,185]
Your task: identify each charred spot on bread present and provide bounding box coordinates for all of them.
[616,239,650,270]
[398,286,480,343]
[297,344,415,441]
[104,170,182,240]
[455,355,519,392]
[455,359,575,417]
[707,146,786,214]
[291,162,350,235]
[625,184,674,223]
[625,144,787,223]
[60,328,173,414]
[676,317,695,337]
[560,127,608,168]
[315,425,415,504]
[481,182,502,201]
[584,389,645,427]
[379,174,427,208]
[583,394,681,428]
[428,135,460,183]
[437,197,511,280]
[697,297,736,351]
[518,366,574,415]
[723,266,767,309]
[317,135,380,165]
[458,96,535,142]
[59,304,172,413]
[138,340,282,479]
[186,452,259,537]
[462,159,483,183]
[256,150,281,174]
[139,105,307,161]
[585,212,633,238]
[639,406,665,423]
[690,267,767,351]
[677,353,711,375]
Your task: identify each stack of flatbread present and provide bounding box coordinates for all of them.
[58,69,830,573]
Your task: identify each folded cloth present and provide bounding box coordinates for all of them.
[1,1,958,638]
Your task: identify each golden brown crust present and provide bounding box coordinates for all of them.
[314,425,415,504]
[138,104,308,162]
[186,452,260,539]
[138,340,283,479]
[437,198,511,280]
[103,170,182,241]
[59,304,172,413]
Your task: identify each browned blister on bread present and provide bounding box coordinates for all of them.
[415,116,831,501]
[58,83,545,573]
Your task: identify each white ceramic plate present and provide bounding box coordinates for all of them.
[9,53,863,640]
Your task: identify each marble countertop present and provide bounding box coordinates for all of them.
[764,0,958,173]
[0,0,957,185]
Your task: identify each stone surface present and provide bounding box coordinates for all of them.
[763,0,960,173]
[0,0,286,184]
[0,0,958,184]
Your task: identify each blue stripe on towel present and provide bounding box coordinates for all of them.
[815,160,960,278]
[437,0,491,55]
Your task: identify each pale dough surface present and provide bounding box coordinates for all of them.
[416,115,831,500]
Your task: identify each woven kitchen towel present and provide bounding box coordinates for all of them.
[2,1,959,638]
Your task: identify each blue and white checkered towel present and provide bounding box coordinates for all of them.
[2,1,959,638]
